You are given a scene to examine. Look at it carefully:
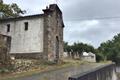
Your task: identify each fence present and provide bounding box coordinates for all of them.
[69,63,116,80]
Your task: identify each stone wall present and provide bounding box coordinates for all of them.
[0,17,44,54]
[69,63,117,80]
[0,34,11,64]
[10,52,43,59]
[0,4,64,61]
[43,4,64,62]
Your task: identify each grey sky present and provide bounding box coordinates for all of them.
[4,0,120,48]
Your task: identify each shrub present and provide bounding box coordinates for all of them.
[0,68,9,73]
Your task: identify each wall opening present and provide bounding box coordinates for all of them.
[24,22,28,31]
[55,36,59,62]
[7,24,10,32]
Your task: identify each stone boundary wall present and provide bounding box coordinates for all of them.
[69,63,117,80]
[10,52,43,59]
[0,34,11,64]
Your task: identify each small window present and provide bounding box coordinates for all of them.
[7,24,10,32]
[24,22,28,31]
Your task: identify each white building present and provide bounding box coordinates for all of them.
[0,4,64,62]
[82,52,96,62]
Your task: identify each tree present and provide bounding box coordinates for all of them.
[64,42,96,59]
[98,41,112,61]
[0,1,25,18]
[64,42,72,57]
[98,33,120,63]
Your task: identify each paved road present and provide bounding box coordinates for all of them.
[12,63,103,80]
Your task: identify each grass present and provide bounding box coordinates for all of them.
[0,59,104,80]
[0,59,84,80]
[117,73,120,80]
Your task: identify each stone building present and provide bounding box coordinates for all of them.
[0,34,11,64]
[82,52,96,62]
[0,4,64,62]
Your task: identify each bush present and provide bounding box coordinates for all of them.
[0,68,9,73]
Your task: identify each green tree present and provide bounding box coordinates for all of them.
[0,1,25,18]
[64,42,72,57]
[98,33,120,63]
[64,42,96,59]
[98,41,112,61]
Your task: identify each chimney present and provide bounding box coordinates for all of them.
[43,4,61,13]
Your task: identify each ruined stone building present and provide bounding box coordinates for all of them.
[0,4,64,62]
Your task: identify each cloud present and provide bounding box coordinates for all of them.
[62,0,120,21]
[4,0,120,48]
[64,19,120,48]
[61,0,120,47]
[4,0,48,15]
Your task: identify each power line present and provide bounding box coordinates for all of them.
[56,1,120,20]
[85,16,120,20]
[65,16,120,21]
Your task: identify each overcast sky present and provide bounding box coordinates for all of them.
[4,0,120,48]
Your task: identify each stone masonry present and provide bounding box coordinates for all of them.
[43,4,64,62]
[0,4,64,62]
[0,34,11,64]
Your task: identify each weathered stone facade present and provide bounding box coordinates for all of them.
[0,34,11,64]
[43,4,64,62]
[0,4,64,62]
